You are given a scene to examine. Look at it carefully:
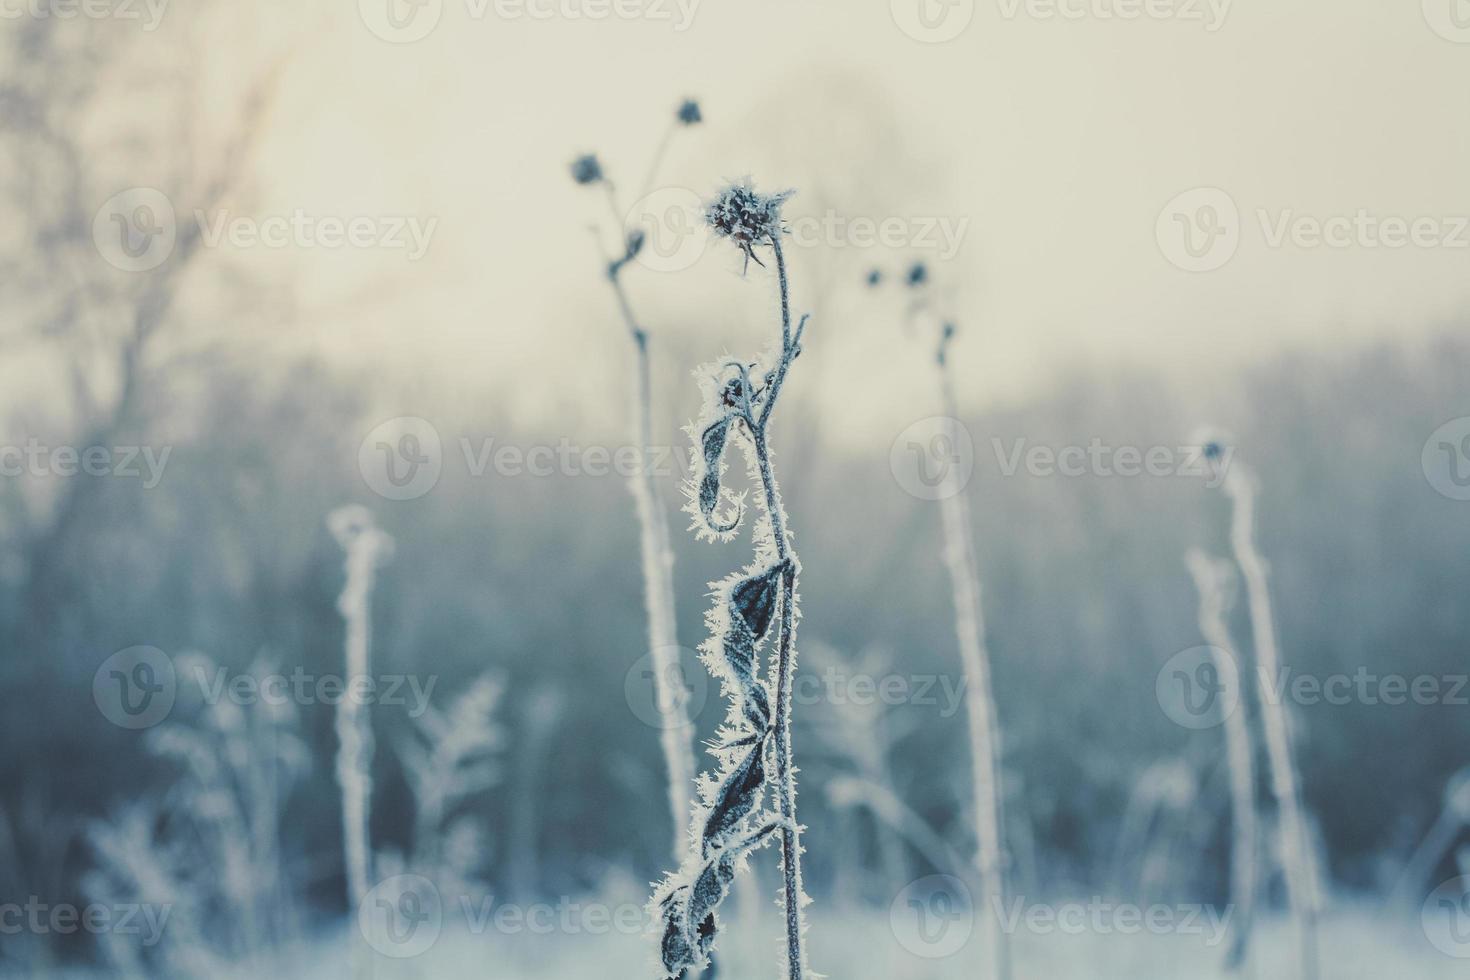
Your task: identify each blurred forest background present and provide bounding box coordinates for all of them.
[3,1,1470,976]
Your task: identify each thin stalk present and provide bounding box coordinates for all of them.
[641,121,676,198]
[933,335,1011,980]
[605,257,698,863]
[1186,549,1258,970]
[333,525,385,909]
[1225,466,1319,980]
[754,236,808,980]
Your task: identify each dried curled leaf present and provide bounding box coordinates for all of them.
[730,562,782,640]
[692,416,742,536]
[653,821,782,979]
[701,741,765,852]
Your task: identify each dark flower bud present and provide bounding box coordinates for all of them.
[569,153,603,185]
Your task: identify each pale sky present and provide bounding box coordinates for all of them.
[84,0,1470,442]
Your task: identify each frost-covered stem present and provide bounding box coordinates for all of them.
[933,341,1010,980]
[332,516,390,910]
[755,236,808,980]
[1186,550,1257,970]
[1225,466,1319,980]
[607,266,698,863]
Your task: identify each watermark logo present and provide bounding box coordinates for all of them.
[891,0,975,42]
[995,0,1231,30]
[0,439,170,488]
[359,417,444,501]
[996,897,1232,943]
[93,188,176,273]
[891,416,975,501]
[359,0,699,41]
[626,187,708,274]
[1422,876,1470,957]
[359,0,443,42]
[1156,187,1239,272]
[0,899,171,945]
[991,437,1229,485]
[0,0,169,31]
[1423,417,1470,501]
[794,669,967,717]
[187,663,437,718]
[1422,0,1470,43]
[623,646,708,730]
[93,646,176,729]
[360,875,443,958]
[890,874,974,958]
[1156,645,1240,730]
[1161,189,1470,272]
[1158,643,1470,727]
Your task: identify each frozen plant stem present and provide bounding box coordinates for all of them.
[762,238,808,980]
[1223,464,1319,980]
[651,181,812,980]
[328,506,393,910]
[1185,549,1257,971]
[571,116,704,865]
[933,325,1011,980]
[609,248,698,863]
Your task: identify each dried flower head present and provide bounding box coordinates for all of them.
[1189,425,1232,462]
[705,179,793,268]
[677,98,702,125]
[569,153,604,185]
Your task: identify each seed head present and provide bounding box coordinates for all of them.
[569,153,604,185]
[677,99,702,125]
[906,262,928,287]
[1191,426,1231,462]
[705,179,793,267]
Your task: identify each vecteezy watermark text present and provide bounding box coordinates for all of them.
[1158,644,1470,729]
[93,188,437,272]
[0,899,171,946]
[991,437,1231,485]
[1157,187,1470,272]
[357,416,709,500]
[0,0,167,30]
[189,663,438,718]
[358,875,659,958]
[357,0,701,43]
[0,439,170,488]
[888,874,1233,959]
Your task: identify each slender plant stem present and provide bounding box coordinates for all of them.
[641,121,676,198]
[754,236,808,980]
[335,535,378,911]
[1226,466,1319,980]
[933,338,1011,980]
[1186,550,1258,970]
[605,268,697,864]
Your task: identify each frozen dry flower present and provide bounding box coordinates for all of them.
[705,179,793,271]
[570,153,604,185]
[652,177,814,980]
